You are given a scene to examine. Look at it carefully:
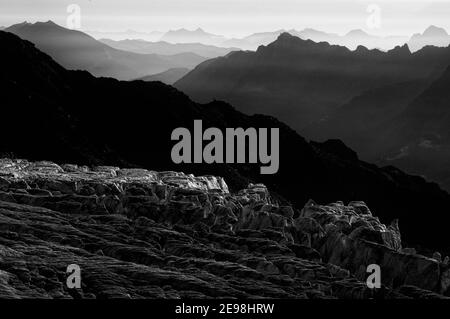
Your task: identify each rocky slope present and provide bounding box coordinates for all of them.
[0,159,448,299]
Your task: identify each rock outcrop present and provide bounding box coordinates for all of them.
[0,159,448,299]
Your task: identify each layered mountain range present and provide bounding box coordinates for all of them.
[160,28,227,46]
[176,32,450,128]
[100,38,238,59]
[4,21,206,80]
[176,32,450,190]
[226,28,409,51]
[1,30,450,253]
[6,21,450,86]
[86,29,165,42]
[96,25,449,52]
[408,26,450,52]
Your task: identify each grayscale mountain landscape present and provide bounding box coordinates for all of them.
[2,0,450,303]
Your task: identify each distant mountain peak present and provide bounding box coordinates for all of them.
[160,27,225,45]
[169,27,210,35]
[408,25,450,52]
[7,20,65,32]
[423,25,448,37]
[346,29,370,37]
[300,28,328,35]
[302,28,319,32]
[277,32,295,39]
[269,32,303,47]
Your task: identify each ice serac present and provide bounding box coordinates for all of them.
[300,200,449,294]
[0,159,448,299]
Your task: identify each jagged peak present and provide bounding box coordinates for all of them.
[7,20,64,31]
[277,32,296,40]
[261,31,360,54]
[388,43,411,55]
[269,32,313,48]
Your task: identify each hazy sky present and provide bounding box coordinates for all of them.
[1,0,450,37]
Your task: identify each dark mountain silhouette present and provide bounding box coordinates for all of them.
[1,30,450,251]
[5,21,206,80]
[136,67,190,84]
[176,32,450,130]
[100,38,237,58]
[408,26,450,52]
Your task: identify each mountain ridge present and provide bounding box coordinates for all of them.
[5,21,207,80]
[99,38,238,58]
[175,32,450,130]
[376,66,450,190]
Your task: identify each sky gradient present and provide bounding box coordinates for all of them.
[1,0,450,37]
